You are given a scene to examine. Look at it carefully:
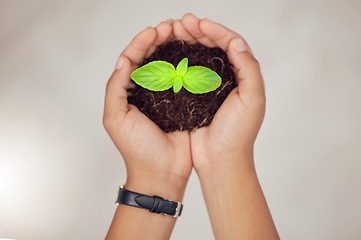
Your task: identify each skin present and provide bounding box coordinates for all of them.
[104,13,279,240]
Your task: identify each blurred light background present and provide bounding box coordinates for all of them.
[1,0,360,239]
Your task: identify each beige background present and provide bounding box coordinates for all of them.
[1,0,361,239]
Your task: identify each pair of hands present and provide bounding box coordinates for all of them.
[103,13,266,196]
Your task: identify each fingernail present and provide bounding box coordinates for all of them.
[115,57,123,70]
[233,38,248,52]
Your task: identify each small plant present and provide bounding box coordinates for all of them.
[131,58,221,94]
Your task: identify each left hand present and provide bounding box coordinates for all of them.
[103,22,192,198]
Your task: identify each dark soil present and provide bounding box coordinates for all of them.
[128,40,236,133]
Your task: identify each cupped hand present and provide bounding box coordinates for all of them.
[103,22,192,192]
[172,13,266,172]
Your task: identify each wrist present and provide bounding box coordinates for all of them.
[125,171,188,202]
[195,149,255,177]
[198,161,256,180]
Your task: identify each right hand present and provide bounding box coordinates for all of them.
[173,13,266,172]
[172,16,280,240]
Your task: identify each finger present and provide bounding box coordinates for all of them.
[164,19,177,43]
[104,56,132,122]
[145,21,173,58]
[154,21,173,46]
[199,18,253,54]
[227,38,265,97]
[121,27,157,65]
[181,13,216,47]
[172,20,196,43]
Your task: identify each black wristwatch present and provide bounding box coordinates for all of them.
[115,186,183,217]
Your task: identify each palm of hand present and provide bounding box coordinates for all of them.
[104,24,192,181]
[119,106,192,179]
[171,14,266,170]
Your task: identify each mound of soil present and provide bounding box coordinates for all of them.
[128,40,236,133]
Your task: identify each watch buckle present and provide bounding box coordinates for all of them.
[173,202,182,218]
[115,185,124,205]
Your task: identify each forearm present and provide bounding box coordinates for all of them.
[197,154,279,240]
[106,172,187,240]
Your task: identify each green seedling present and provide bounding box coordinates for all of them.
[130,58,221,94]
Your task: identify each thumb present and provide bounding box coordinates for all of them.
[103,56,132,125]
[227,38,265,98]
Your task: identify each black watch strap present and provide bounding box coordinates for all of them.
[115,186,183,217]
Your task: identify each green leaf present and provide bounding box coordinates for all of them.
[173,76,183,93]
[131,58,222,94]
[131,61,175,91]
[176,58,188,77]
[183,66,222,94]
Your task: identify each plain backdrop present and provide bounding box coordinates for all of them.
[1,0,361,239]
